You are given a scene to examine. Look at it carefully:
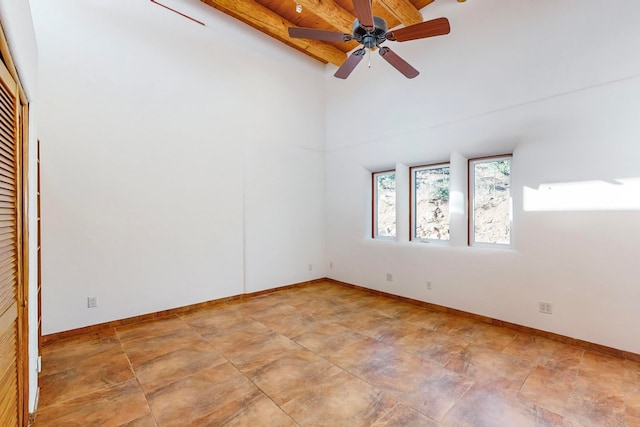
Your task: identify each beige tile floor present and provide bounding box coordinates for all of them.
[35,281,640,426]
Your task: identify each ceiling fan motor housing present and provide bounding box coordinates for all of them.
[353,16,388,48]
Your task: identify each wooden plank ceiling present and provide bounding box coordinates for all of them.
[200,0,438,66]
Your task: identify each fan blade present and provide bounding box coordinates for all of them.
[288,27,353,43]
[334,48,366,79]
[353,0,374,29]
[386,17,450,42]
[378,47,419,78]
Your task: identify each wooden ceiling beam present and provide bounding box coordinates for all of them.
[414,0,436,10]
[296,0,355,34]
[201,0,347,66]
[375,0,423,27]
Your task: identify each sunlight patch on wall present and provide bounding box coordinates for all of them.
[523,178,640,212]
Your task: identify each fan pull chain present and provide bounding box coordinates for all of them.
[368,48,371,69]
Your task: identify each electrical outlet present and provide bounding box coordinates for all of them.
[308,264,313,271]
[88,296,98,308]
[539,302,553,314]
[329,262,333,269]
[426,281,432,290]
[386,273,393,282]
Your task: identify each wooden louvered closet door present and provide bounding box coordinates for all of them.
[0,58,21,427]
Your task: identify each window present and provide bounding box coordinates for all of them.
[372,171,396,238]
[411,164,450,242]
[469,156,512,246]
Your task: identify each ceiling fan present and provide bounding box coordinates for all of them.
[288,0,450,79]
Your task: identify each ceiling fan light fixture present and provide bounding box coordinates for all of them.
[287,0,451,79]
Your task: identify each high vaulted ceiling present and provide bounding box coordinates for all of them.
[200,0,440,66]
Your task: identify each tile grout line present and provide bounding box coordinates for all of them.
[242,298,406,426]
[263,293,538,425]
[248,302,445,424]
[207,288,599,425]
[177,309,303,426]
[36,283,639,425]
[114,325,162,427]
[35,329,133,412]
[239,313,307,427]
[370,403,401,426]
[438,379,475,425]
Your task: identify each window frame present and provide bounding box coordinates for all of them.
[372,170,396,240]
[468,154,513,248]
[410,162,451,243]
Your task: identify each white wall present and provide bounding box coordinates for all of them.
[245,143,326,292]
[31,0,640,358]
[0,0,39,413]
[326,0,640,354]
[32,0,326,334]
